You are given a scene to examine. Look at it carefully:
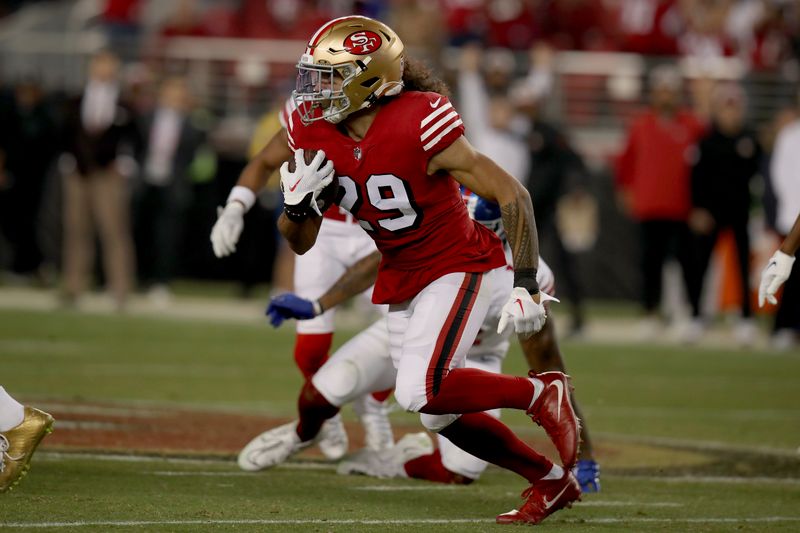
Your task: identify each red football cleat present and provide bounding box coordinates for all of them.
[526,371,581,468]
[496,471,581,525]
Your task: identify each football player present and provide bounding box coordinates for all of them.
[214,16,580,524]
[759,212,799,307]
[259,192,600,492]
[0,387,53,493]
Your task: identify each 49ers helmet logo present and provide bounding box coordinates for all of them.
[343,30,382,54]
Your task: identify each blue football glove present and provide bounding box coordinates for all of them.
[572,459,601,493]
[265,293,319,327]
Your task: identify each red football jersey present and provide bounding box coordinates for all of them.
[281,91,506,304]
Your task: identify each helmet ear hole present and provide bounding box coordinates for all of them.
[360,77,380,88]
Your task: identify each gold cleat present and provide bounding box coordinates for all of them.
[0,407,54,493]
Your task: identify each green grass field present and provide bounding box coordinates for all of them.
[1,305,799,532]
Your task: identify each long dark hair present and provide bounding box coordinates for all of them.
[402,55,450,97]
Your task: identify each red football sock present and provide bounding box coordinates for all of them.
[421,368,534,414]
[438,412,552,483]
[403,449,472,485]
[295,380,340,442]
[293,333,333,379]
[371,388,393,403]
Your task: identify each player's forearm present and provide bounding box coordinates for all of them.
[233,129,290,200]
[234,158,274,199]
[780,214,800,256]
[318,251,381,311]
[500,186,540,278]
[278,213,322,255]
[447,148,540,276]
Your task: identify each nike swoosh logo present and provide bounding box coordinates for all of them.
[767,261,777,269]
[543,483,570,509]
[430,97,441,108]
[288,177,303,192]
[548,379,564,422]
[515,298,524,315]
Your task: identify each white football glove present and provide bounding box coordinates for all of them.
[497,287,560,339]
[758,250,796,307]
[210,202,245,258]
[280,149,335,217]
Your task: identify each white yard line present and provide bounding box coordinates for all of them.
[38,452,337,470]
[26,396,288,418]
[152,471,254,477]
[593,431,800,458]
[593,405,800,421]
[38,452,234,466]
[577,501,683,507]
[609,474,800,486]
[352,485,461,491]
[2,517,800,528]
[38,454,800,485]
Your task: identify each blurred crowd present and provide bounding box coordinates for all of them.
[0,0,798,348]
[99,0,800,73]
[4,1,800,70]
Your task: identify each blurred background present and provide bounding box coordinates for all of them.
[0,0,798,350]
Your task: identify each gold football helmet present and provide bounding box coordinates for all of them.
[293,16,405,125]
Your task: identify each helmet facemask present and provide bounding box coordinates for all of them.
[293,60,356,125]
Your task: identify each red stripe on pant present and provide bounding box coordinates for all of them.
[425,273,482,402]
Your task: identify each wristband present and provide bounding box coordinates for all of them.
[283,203,310,223]
[312,300,323,316]
[514,267,539,296]
[227,186,256,212]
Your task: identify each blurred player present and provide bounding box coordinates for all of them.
[759,212,799,307]
[218,16,581,524]
[0,387,53,493]
[212,112,394,460]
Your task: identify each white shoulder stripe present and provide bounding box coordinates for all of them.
[284,98,295,131]
[420,111,459,142]
[423,119,463,151]
[420,102,453,128]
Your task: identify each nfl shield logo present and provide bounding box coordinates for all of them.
[353,146,362,160]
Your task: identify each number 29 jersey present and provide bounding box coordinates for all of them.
[282,91,506,304]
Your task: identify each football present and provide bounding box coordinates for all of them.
[287,149,340,214]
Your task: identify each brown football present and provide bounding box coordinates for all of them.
[287,149,325,173]
[286,149,340,213]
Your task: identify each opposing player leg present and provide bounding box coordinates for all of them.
[351,391,394,453]
[292,220,383,459]
[0,387,54,493]
[292,225,343,379]
[307,319,395,443]
[238,320,394,471]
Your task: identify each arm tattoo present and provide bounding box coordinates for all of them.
[501,195,539,273]
[319,252,381,311]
